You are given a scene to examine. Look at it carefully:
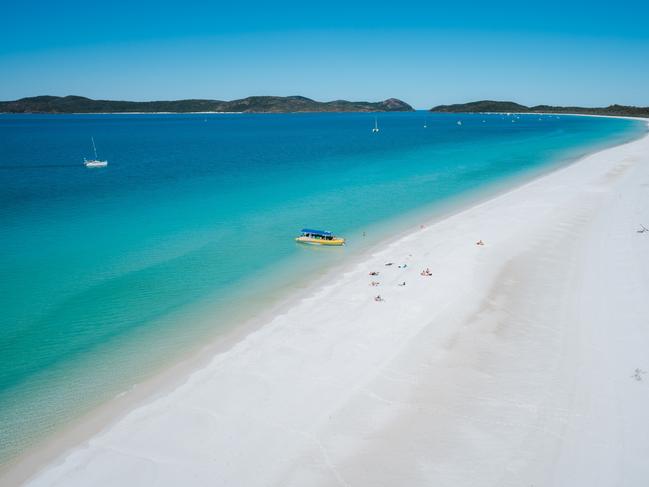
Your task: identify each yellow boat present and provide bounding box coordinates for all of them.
[295,228,345,246]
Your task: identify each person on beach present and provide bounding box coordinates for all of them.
[370,281,379,286]
[374,295,383,302]
[420,268,432,276]
[476,239,485,246]
[369,271,379,276]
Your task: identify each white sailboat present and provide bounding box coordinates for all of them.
[372,116,380,133]
[84,137,108,168]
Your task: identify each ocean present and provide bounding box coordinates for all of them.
[0,111,644,463]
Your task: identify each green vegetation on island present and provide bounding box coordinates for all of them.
[0,95,413,114]
[430,100,649,118]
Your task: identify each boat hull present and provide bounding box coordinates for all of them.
[295,236,345,246]
[84,160,108,168]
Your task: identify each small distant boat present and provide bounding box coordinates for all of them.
[372,117,380,133]
[84,137,108,168]
[296,228,345,246]
[457,120,462,126]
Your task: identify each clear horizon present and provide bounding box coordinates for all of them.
[2,0,648,109]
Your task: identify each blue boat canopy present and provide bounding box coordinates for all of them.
[301,228,332,237]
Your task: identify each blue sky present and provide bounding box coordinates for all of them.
[2,0,648,108]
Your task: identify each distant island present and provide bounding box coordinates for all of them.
[430,100,649,118]
[0,95,413,114]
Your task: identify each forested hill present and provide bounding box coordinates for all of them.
[0,95,414,113]
[430,100,649,118]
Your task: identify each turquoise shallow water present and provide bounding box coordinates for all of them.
[0,112,644,462]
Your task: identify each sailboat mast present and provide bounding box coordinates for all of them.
[91,137,98,159]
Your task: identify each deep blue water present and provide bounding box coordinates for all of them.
[0,111,644,462]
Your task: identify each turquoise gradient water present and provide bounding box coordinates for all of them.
[0,112,644,462]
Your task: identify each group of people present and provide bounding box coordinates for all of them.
[369,235,485,304]
[369,260,414,302]
[370,262,405,301]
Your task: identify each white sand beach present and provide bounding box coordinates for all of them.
[14,121,649,486]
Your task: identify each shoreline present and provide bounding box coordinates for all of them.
[3,116,648,486]
[0,126,543,484]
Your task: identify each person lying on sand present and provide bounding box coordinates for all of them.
[398,281,406,286]
[369,271,379,276]
[476,239,485,246]
[398,264,408,268]
[420,268,432,276]
[370,281,380,286]
[374,295,383,302]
